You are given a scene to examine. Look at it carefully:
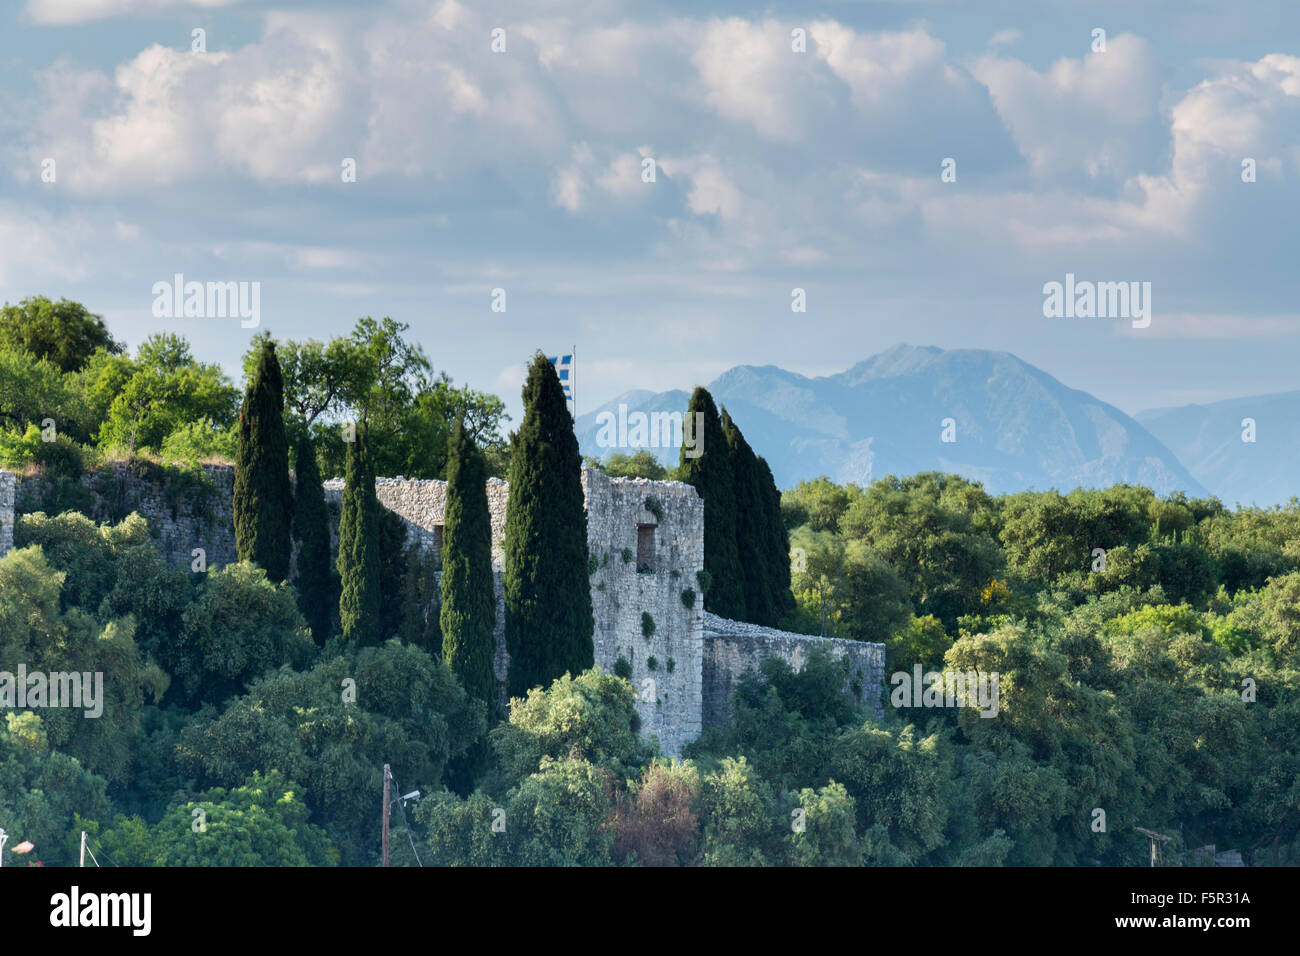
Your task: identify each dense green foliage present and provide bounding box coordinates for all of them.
[584,450,669,480]
[4,298,1300,866]
[503,353,594,698]
[243,316,509,480]
[337,429,382,645]
[233,337,293,583]
[4,462,1300,865]
[293,433,334,644]
[0,297,121,373]
[678,388,744,618]
[92,334,239,460]
[87,770,338,866]
[0,301,502,485]
[758,456,796,626]
[440,417,498,710]
[722,408,776,626]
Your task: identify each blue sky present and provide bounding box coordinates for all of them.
[1,0,1297,428]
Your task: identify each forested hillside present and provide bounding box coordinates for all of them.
[1,300,1297,867]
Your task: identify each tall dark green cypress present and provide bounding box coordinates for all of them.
[234,338,293,582]
[377,507,408,641]
[441,415,498,712]
[399,543,441,653]
[338,427,381,644]
[757,455,796,625]
[679,387,744,618]
[293,433,332,644]
[503,353,594,698]
[721,408,775,626]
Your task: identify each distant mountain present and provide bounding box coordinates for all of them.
[1137,392,1300,507]
[576,344,1208,497]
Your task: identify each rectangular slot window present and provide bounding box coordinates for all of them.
[636,523,656,571]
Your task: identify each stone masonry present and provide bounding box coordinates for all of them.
[2,464,884,755]
[701,612,885,729]
[5,462,236,570]
[0,469,14,558]
[323,468,707,753]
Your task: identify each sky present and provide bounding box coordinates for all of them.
[1,0,1297,430]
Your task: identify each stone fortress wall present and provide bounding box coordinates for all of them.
[2,464,884,755]
[322,469,708,753]
[0,470,14,558]
[6,461,236,569]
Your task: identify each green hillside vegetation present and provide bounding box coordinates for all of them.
[1,300,1298,866]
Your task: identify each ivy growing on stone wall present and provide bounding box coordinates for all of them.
[641,611,655,639]
[643,495,664,522]
[681,587,696,609]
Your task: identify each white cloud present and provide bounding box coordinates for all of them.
[812,21,951,109]
[972,34,1160,184]
[659,153,743,220]
[693,18,823,142]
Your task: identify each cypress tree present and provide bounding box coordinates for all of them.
[441,415,498,712]
[679,387,744,618]
[234,338,293,582]
[721,407,775,626]
[757,455,796,626]
[399,543,441,653]
[377,507,408,641]
[293,433,332,644]
[503,352,594,698]
[338,427,381,644]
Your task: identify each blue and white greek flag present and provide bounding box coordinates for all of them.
[548,354,573,400]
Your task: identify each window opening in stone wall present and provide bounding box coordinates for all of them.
[433,524,444,566]
[637,523,656,571]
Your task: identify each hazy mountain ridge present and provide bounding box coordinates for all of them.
[1137,392,1300,507]
[577,344,1208,497]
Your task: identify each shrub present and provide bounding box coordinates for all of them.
[165,561,315,705]
[610,760,701,866]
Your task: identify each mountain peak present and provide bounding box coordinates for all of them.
[576,347,1205,497]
